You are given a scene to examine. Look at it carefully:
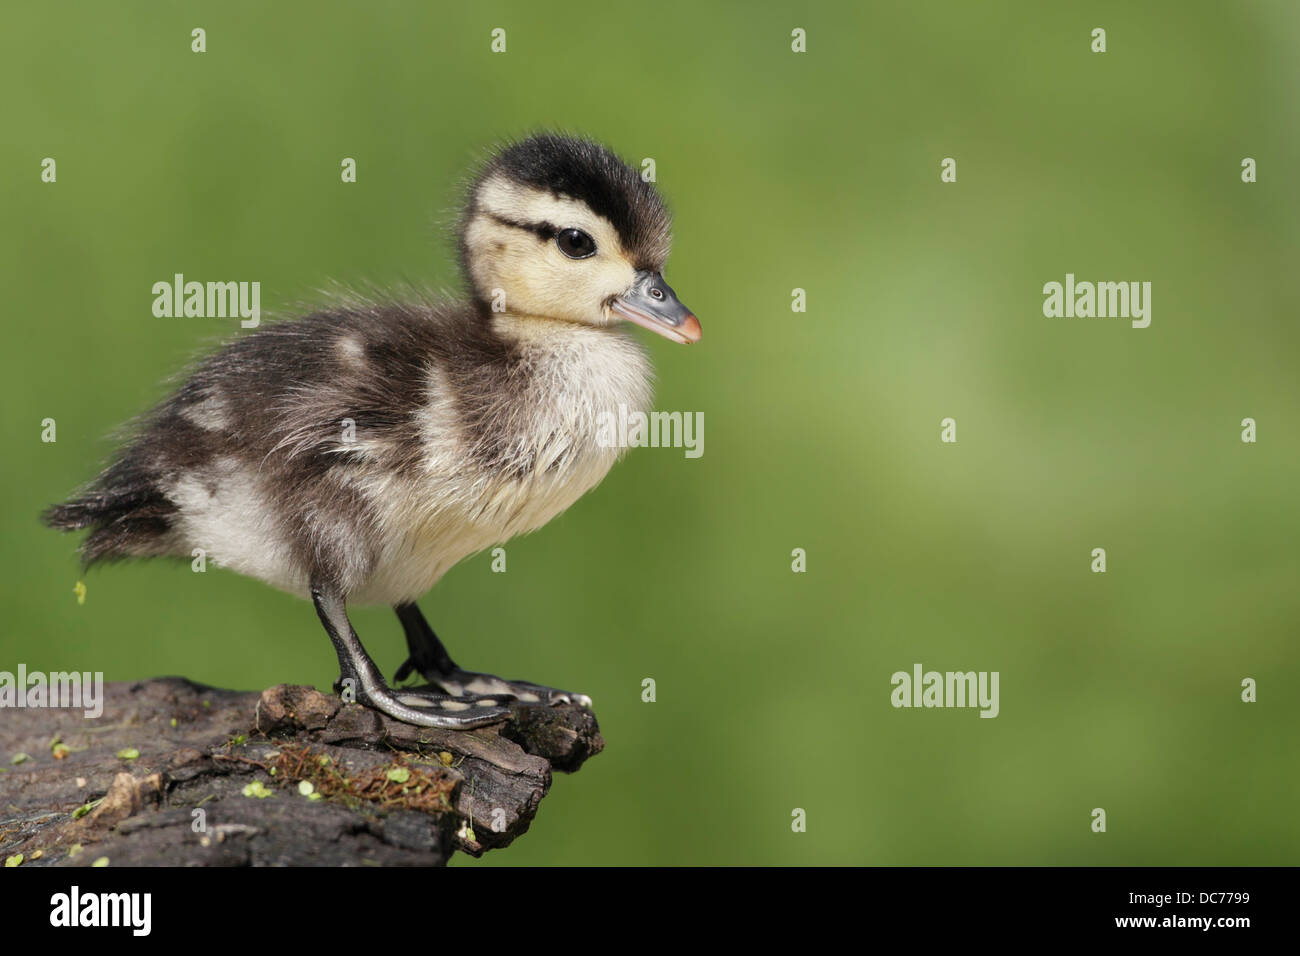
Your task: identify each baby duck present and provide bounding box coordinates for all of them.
[44,133,701,729]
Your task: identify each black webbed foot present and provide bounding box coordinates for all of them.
[393,602,593,710]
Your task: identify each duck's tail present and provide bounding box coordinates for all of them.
[42,458,177,568]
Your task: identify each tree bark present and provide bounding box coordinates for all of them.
[0,678,603,867]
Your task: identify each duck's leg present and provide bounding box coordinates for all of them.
[393,601,593,709]
[393,602,459,682]
[311,583,509,729]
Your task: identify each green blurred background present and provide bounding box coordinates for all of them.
[3,1,1297,865]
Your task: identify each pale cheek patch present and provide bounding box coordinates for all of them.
[470,178,638,325]
[590,257,639,317]
[514,250,635,326]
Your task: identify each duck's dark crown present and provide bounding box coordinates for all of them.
[469,134,671,270]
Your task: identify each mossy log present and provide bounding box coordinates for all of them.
[0,678,603,867]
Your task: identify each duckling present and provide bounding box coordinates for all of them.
[43,133,701,729]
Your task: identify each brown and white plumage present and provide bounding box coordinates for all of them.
[44,134,701,728]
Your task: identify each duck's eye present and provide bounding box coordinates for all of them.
[556,228,596,259]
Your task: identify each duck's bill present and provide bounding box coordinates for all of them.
[611,271,702,344]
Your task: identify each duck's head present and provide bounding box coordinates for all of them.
[459,134,701,344]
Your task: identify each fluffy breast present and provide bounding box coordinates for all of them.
[351,320,652,605]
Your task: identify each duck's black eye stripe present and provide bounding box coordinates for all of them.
[486,134,668,261]
[486,212,556,241]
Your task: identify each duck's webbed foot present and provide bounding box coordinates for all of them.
[394,602,594,710]
[417,670,594,709]
[312,584,509,730]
